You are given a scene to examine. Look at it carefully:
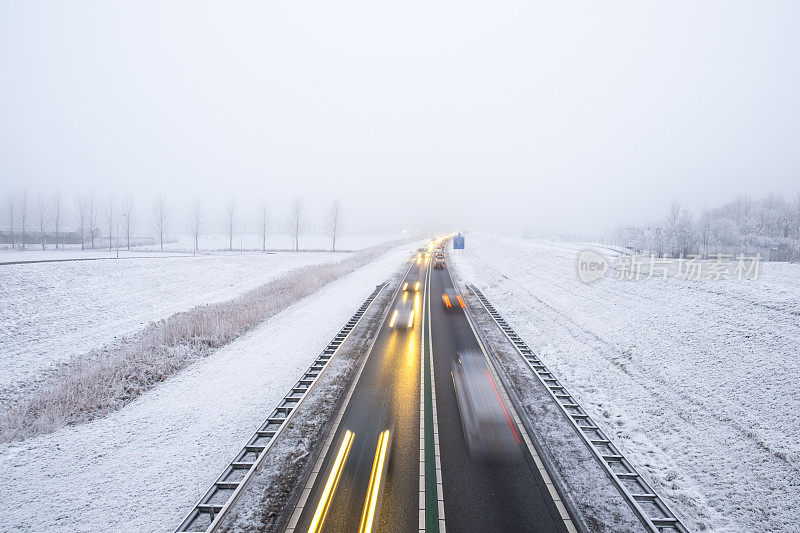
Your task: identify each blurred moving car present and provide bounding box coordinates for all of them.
[389,292,415,329]
[433,257,445,269]
[451,350,521,460]
[403,271,420,292]
[441,288,465,310]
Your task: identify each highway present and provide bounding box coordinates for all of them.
[288,248,568,533]
[428,263,568,533]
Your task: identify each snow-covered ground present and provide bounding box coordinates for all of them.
[450,233,800,532]
[0,241,415,532]
[0,232,403,263]
[134,232,403,253]
[0,248,191,263]
[0,251,351,394]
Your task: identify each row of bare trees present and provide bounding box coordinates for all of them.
[3,192,345,252]
[216,196,343,252]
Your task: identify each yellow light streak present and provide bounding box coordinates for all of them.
[308,430,354,533]
[389,310,399,328]
[358,430,390,533]
[407,310,414,328]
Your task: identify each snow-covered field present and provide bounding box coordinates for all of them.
[0,232,403,263]
[451,233,800,532]
[0,248,191,263]
[0,251,351,394]
[0,241,415,532]
[134,232,403,253]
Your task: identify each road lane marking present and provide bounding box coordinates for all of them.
[359,429,390,533]
[307,429,354,533]
[421,262,446,533]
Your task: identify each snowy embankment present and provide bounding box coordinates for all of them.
[1,242,406,441]
[0,241,416,532]
[451,233,800,533]
[0,251,347,396]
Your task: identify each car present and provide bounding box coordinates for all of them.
[403,271,420,292]
[389,293,415,329]
[442,288,464,310]
[452,350,521,460]
[433,257,445,270]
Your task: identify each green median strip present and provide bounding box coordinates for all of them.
[423,268,440,532]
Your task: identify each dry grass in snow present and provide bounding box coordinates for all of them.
[0,241,404,442]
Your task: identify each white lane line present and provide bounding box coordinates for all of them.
[461,301,578,533]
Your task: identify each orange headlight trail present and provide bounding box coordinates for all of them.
[308,430,355,533]
[358,430,390,533]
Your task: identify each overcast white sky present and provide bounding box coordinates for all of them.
[1,1,799,235]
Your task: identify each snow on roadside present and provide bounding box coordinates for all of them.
[451,233,800,532]
[0,252,347,393]
[0,242,416,532]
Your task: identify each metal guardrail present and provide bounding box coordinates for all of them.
[466,284,688,533]
[176,283,387,533]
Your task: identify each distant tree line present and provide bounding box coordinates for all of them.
[614,194,800,261]
[1,191,346,253]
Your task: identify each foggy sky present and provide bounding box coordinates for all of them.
[1,1,799,236]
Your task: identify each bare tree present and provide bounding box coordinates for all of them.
[325,198,344,252]
[88,193,97,249]
[5,192,14,249]
[19,191,28,250]
[122,194,134,250]
[104,196,115,250]
[152,194,168,250]
[189,199,202,253]
[666,199,681,228]
[36,194,49,250]
[259,202,270,252]
[76,194,87,251]
[53,192,62,249]
[288,197,306,252]
[226,199,236,251]
[697,207,712,258]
